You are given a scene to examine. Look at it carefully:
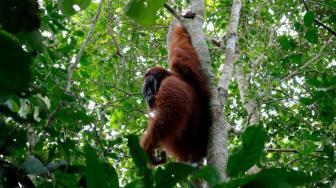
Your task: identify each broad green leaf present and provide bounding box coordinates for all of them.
[5,99,20,113]
[0,32,32,97]
[154,162,196,188]
[0,124,27,156]
[74,30,85,37]
[323,144,335,163]
[16,31,45,53]
[304,11,314,27]
[294,22,303,32]
[80,70,90,78]
[306,78,321,86]
[56,107,93,123]
[253,168,313,187]
[193,165,221,186]
[301,141,317,155]
[57,0,91,16]
[224,168,313,188]
[278,36,290,51]
[227,126,266,177]
[288,54,303,64]
[125,179,142,188]
[30,96,49,119]
[80,56,90,66]
[85,146,104,188]
[22,157,49,175]
[305,28,318,44]
[103,162,120,188]
[127,135,153,186]
[125,0,167,27]
[53,19,67,30]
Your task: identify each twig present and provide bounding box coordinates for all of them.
[265,148,334,153]
[92,123,108,158]
[107,0,123,57]
[66,0,104,91]
[206,35,221,47]
[281,36,333,81]
[266,148,298,153]
[163,3,183,23]
[302,0,336,36]
[313,18,336,36]
[306,0,336,11]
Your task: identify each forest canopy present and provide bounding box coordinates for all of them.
[0,0,335,187]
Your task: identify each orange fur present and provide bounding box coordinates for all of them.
[141,26,211,164]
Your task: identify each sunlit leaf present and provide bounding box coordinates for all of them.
[224,168,314,188]
[127,135,153,186]
[125,0,167,27]
[57,0,91,16]
[227,126,266,177]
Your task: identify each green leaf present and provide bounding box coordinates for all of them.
[301,141,316,156]
[323,144,334,163]
[252,168,313,187]
[16,31,45,53]
[294,22,303,32]
[227,126,266,177]
[84,145,112,188]
[154,162,196,188]
[5,99,20,113]
[22,157,49,175]
[224,168,313,188]
[278,36,290,51]
[80,70,90,78]
[0,31,32,97]
[306,78,321,86]
[125,0,167,27]
[80,56,90,66]
[125,179,143,188]
[288,54,303,64]
[194,165,221,186]
[127,135,153,186]
[103,162,120,188]
[57,0,91,16]
[304,11,314,27]
[30,96,49,119]
[305,28,318,44]
[74,30,85,37]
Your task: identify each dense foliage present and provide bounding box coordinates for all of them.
[0,0,335,187]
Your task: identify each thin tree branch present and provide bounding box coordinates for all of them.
[206,35,226,53]
[163,3,183,23]
[218,0,242,108]
[107,0,123,57]
[66,0,104,91]
[281,36,333,81]
[266,148,298,153]
[306,0,336,11]
[211,0,242,180]
[302,0,336,36]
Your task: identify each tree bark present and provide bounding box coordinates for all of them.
[170,0,242,181]
[181,0,229,180]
